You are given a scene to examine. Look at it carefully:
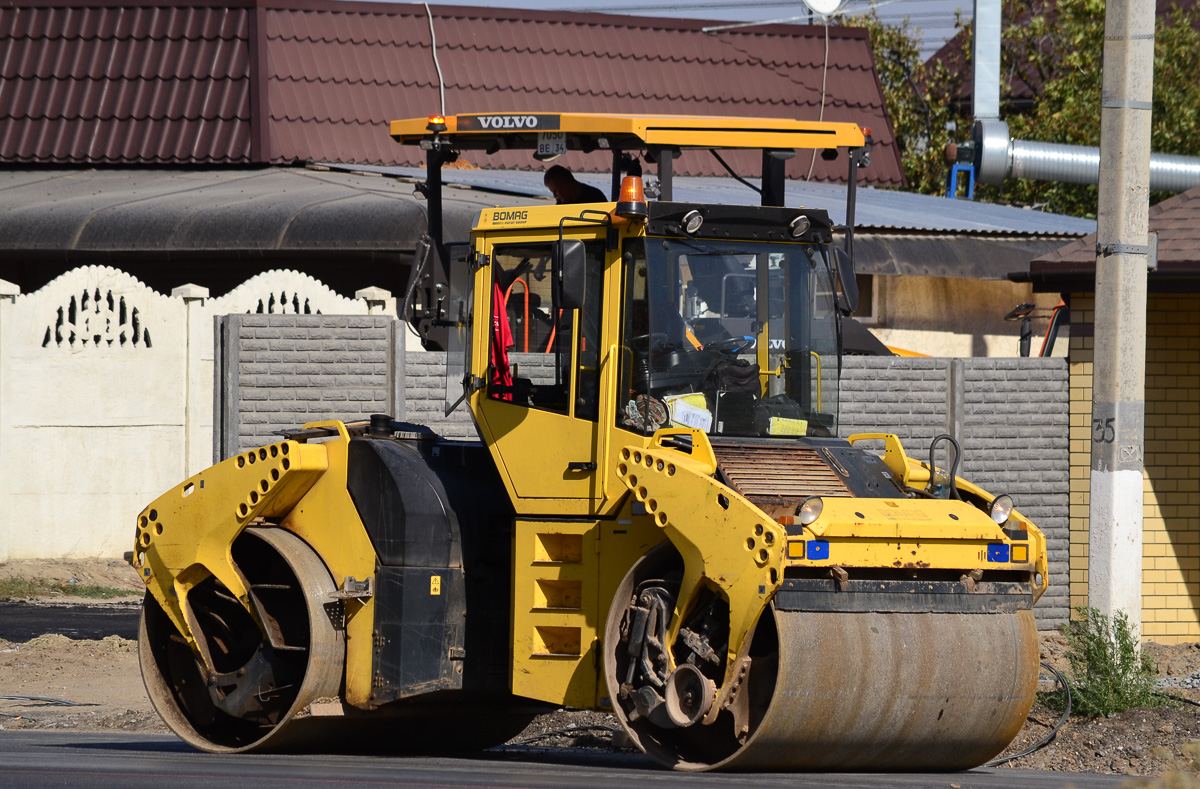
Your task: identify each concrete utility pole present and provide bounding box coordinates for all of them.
[1088,0,1155,634]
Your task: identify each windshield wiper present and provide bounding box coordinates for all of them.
[666,236,758,258]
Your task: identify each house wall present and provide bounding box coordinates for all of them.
[1068,293,1200,642]
[867,275,1067,359]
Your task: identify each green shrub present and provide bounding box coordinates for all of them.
[1044,605,1168,717]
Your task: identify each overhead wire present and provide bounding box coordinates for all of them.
[806,19,830,182]
[424,3,446,116]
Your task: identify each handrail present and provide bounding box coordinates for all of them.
[544,309,564,353]
[503,277,530,351]
[810,351,822,410]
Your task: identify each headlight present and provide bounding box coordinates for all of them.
[989,494,1014,524]
[788,214,811,238]
[682,210,704,234]
[796,496,823,525]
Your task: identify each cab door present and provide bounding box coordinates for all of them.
[471,229,611,516]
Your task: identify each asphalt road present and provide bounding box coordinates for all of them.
[0,604,1129,788]
[0,601,140,642]
[0,731,1132,789]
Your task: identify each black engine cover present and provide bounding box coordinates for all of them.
[346,437,516,703]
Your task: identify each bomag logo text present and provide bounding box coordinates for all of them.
[493,210,528,222]
[478,115,539,129]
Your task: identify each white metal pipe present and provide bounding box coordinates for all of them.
[974,119,1200,192]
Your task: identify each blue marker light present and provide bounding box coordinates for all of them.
[808,540,830,560]
[987,543,1010,563]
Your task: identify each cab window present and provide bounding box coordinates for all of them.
[488,241,604,419]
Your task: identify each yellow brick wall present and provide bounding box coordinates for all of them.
[1068,293,1200,643]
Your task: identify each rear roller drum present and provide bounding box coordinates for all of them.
[604,547,1039,771]
[139,527,344,753]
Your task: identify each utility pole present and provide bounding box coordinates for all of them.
[1088,0,1155,635]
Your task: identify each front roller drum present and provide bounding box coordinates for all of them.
[604,550,1039,771]
[139,527,345,752]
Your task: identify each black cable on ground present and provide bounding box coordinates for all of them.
[1154,690,1200,707]
[985,662,1072,767]
[0,711,37,720]
[0,695,86,707]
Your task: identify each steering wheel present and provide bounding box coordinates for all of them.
[707,335,756,353]
[630,332,670,352]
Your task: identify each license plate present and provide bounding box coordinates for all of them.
[537,131,567,157]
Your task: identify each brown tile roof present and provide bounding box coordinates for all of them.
[0,3,253,163]
[1,0,902,185]
[1027,185,1200,285]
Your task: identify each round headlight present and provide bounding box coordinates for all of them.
[796,496,824,526]
[682,210,704,234]
[788,215,811,238]
[989,494,1014,524]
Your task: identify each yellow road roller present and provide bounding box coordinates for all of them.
[132,113,1048,770]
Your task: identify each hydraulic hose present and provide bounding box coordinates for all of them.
[928,433,962,500]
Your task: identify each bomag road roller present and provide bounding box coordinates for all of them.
[132,113,1048,770]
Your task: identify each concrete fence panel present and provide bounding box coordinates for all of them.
[214,314,405,458]
[0,268,392,560]
[0,266,187,560]
[838,356,1070,628]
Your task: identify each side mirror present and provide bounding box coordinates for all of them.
[553,239,587,310]
[833,247,859,316]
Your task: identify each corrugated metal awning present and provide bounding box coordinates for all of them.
[335,165,1090,280]
[0,167,535,258]
[343,164,1094,235]
[852,233,1081,281]
[0,166,1085,283]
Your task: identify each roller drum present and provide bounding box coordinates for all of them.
[719,608,1038,770]
[139,527,345,753]
[605,548,1039,771]
[140,526,539,754]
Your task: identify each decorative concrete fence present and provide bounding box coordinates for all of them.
[0,266,395,561]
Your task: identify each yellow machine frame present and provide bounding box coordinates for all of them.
[462,207,1048,711]
[132,109,1048,771]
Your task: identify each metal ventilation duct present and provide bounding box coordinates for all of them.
[973,119,1200,193]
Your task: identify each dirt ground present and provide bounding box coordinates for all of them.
[5,559,1200,778]
[0,557,145,602]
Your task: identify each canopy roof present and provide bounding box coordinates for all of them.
[390,112,867,154]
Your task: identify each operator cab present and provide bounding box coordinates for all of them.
[391,112,870,514]
[618,205,842,439]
